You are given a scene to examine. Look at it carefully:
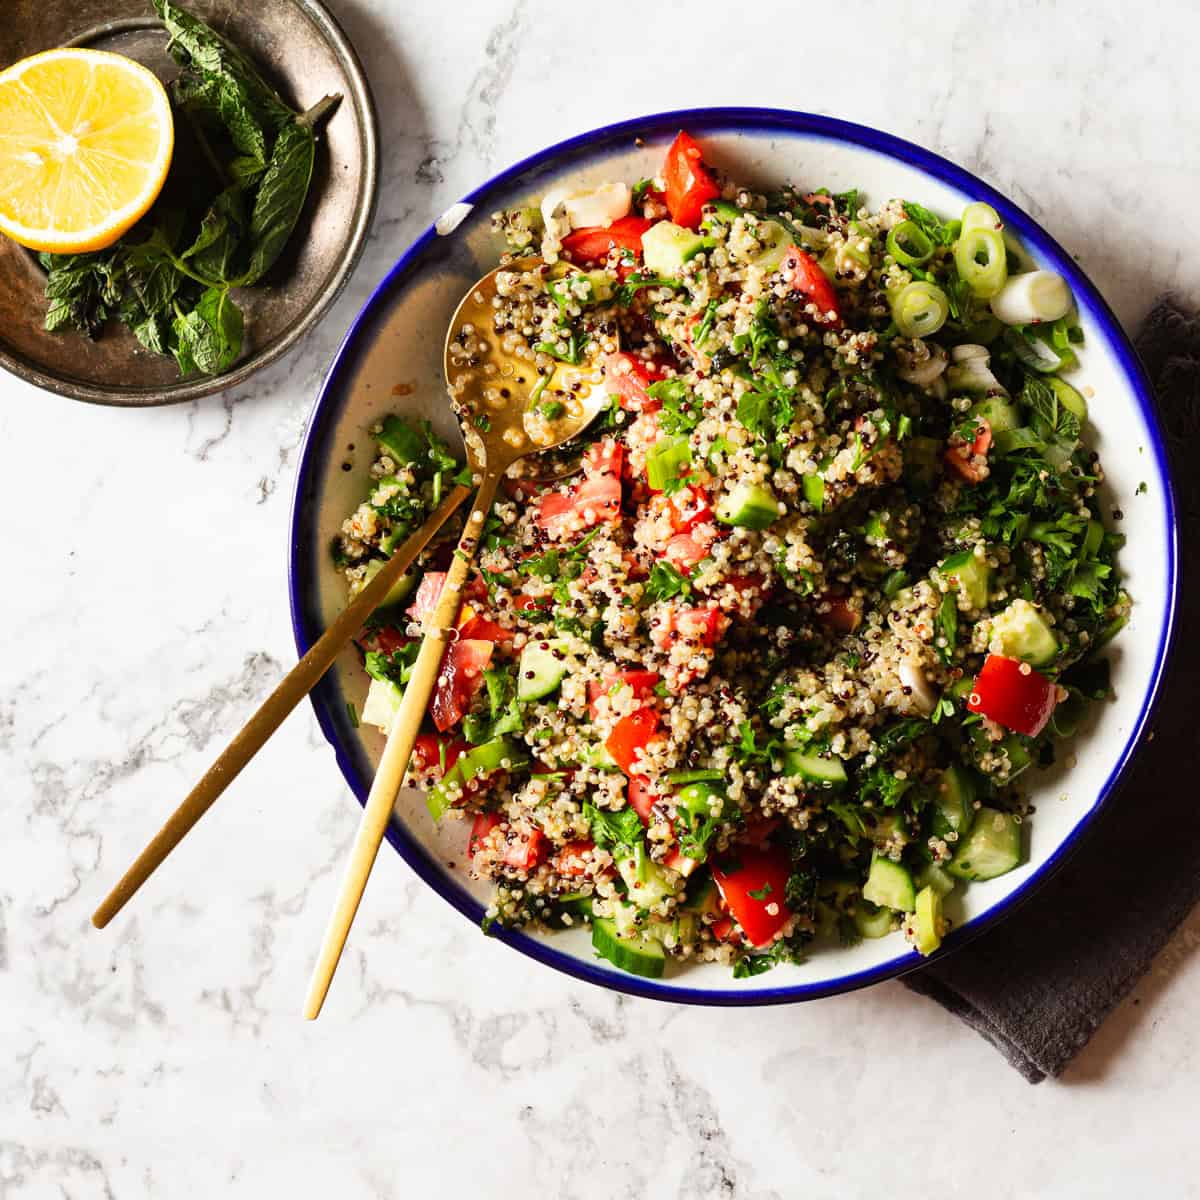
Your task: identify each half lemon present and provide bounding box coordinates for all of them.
[0,47,174,254]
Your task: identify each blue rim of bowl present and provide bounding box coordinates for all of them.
[290,106,1179,1005]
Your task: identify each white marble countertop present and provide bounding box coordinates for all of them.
[4,2,1200,1196]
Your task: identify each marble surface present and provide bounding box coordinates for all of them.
[3,1,1200,1196]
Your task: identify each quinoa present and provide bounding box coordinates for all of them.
[338,139,1128,978]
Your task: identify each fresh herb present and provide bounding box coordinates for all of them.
[901,200,958,247]
[462,665,525,745]
[856,763,913,808]
[345,701,359,728]
[936,592,958,662]
[732,940,798,977]
[583,802,644,852]
[692,299,720,348]
[38,1,339,377]
[364,643,419,686]
[747,883,773,900]
[647,378,702,435]
[631,178,655,206]
[642,561,693,605]
[615,273,684,306]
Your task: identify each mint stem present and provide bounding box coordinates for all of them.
[297,94,342,130]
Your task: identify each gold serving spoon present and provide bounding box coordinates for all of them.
[302,257,612,1019]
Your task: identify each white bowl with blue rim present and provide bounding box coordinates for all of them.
[290,108,1178,1004]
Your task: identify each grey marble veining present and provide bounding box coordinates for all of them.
[3,1,1200,1196]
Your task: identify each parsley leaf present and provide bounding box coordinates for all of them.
[583,802,644,852]
[642,561,693,605]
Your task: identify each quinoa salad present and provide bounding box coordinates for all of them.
[333,130,1128,980]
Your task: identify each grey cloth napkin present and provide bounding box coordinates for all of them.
[904,297,1199,1083]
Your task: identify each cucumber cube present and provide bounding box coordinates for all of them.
[931,764,977,839]
[642,220,714,276]
[853,900,896,940]
[517,639,569,701]
[360,558,419,609]
[913,885,943,955]
[947,807,1022,881]
[591,915,666,978]
[782,748,847,788]
[360,676,403,733]
[716,482,780,530]
[990,598,1058,666]
[915,862,956,898]
[939,548,991,610]
[862,853,916,912]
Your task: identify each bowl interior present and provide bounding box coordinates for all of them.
[0,0,375,406]
[290,110,1175,1003]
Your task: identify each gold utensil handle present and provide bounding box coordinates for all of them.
[90,484,473,931]
[302,470,501,1019]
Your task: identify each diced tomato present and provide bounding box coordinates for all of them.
[587,670,661,720]
[537,440,624,536]
[663,131,721,229]
[468,812,503,856]
[814,593,862,635]
[665,531,713,572]
[606,707,661,775]
[364,625,410,655]
[408,571,447,626]
[535,489,577,535]
[667,484,713,534]
[554,839,595,877]
[663,847,699,876]
[458,614,513,642]
[945,417,993,484]
[515,592,553,613]
[502,827,547,872]
[561,215,653,264]
[779,245,842,327]
[413,733,466,778]
[711,846,793,948]
[584,438,624,478]
[627,774,659,824]
[735,813,783,848]
[967,653,1058,737]
[604,352,665,413]
[430,637,493,732]
[673,606,729,648]
[709,915,737,944]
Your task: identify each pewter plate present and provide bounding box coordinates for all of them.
[0,0,378,406]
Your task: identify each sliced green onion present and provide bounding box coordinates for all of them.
[1049,375,1088,424]
[646,436,692,491]
[890,281,950,338]
[953,228,1008,299]
[886,220,934,266]
[960,201,1002,234]
[1003,327,1073,374]
[990,271,1072,325]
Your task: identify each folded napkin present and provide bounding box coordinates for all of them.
[904,297,1199,1083]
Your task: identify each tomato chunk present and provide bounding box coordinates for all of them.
[555,839,596,877]
[562,215,653,263]
[604,352,666,413]
[945,417,993,484]
[779,245,842,327]
[408,571,447,627]
[711,846,793,948]
[627,774,658,824]
[468,812,503,856]
[966,653,1058,736]
[663,130,721,229]
[606,707,661,775]
[667,484,713,534]
[458,614,513,642]
[665,530,714,573]
[502,827,547,872]
[536,439,624,536]
[814,593,862,635]
[413,733,467,778]
[431,637,493,732]
[709,915,738,944]
[587,670,661,720]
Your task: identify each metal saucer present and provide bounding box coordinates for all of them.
[0,0,379,406]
